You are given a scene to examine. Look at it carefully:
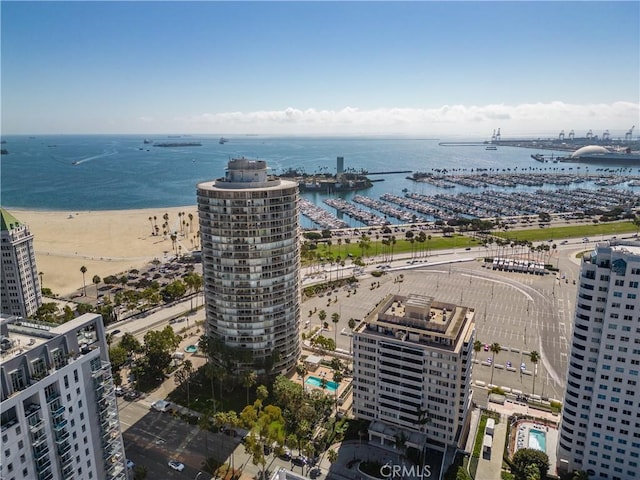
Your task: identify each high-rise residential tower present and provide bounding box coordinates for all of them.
[1,208,42,318]
[352,293,475,466]
[197,158,301,375]
[0,313,127,480]
[557,240,640,480]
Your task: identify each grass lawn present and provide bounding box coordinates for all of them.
[304,234,483,264]
[492,220,638,243]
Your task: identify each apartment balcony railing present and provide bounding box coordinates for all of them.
[33,444,49,461]
[45,392,60,404]
[53,419,67,431]
[37,467,54,480]
[60,449,73,467]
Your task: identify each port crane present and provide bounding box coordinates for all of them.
[586,129,593,141]
[625,125,635,141]
[602,130,610,143]
[495,128,501,142]
[568,130,575,141]
[558,130,565,141]
[491,129,496,142]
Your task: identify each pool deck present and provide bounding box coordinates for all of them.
[510,419,558,475]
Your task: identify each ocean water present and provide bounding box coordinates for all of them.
[1,134,637,228]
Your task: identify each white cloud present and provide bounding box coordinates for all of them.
[178,101,639,138]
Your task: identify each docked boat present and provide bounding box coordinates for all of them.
[486,146,497,150]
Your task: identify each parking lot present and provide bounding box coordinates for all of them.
[302,250,580,402]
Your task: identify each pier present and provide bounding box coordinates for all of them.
[367,170,412,175]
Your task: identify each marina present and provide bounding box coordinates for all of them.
[2,135,640,229]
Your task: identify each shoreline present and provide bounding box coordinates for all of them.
[12,206,199,297]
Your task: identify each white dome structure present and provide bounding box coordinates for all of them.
[571,145,610,158]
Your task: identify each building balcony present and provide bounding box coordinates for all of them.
[57,440,71,456]
[35,456,52,472]
[45,392,60,404]
[106,461,125,478]
[33,445,49,461]
[50,405,65,416]
[37,467,54,480]
[60,449,73,466]
[61,463,75,479]
[29,418,44,432]
[53,419,67,431]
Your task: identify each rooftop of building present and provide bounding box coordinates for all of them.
[0,207,23,232]
[355,293,474,351]
[0,313,101,362]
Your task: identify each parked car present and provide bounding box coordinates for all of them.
[151,400,171,412]
[168,461,184,471]
[278,447,292,461]
[292,456,308,467]
[114,387,124,397]
[126,460,135,469]
[124,391,140,401]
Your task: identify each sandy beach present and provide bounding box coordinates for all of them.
[9,206,199,296]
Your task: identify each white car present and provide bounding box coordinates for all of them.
[168,461,184,472]
[126,460,135,469]
[151,400,171,412]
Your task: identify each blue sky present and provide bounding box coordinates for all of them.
[2,1,638,137]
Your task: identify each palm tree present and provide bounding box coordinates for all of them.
[80,266,87,296]
[92,275,101,298]
[148,216,154,235]
[182,360,193,410]
[242,370,257,405]
[331,312,340,344]
[473,340,482,362]
[530,350,540,397]
[570,470,589,480]
[38,271,44,291]
[318,310,327,330]
[489,342,501,386]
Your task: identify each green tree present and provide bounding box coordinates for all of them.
[161,280,187,302]
[473,340,482,362]
[511,449,549,480]
[108,345,128,371]
[33,302,59,323]
[331,312,340,344]
[530,350,540,397]
[132,465,148,480]
[142,326,181,380]
[80,265,87,296]
[183,271,203,311]
[570,471,589,480]
[327,449,338,464]
[120,332,142,357]
[489,342,501,386]
[92,275,101,298]
[174,359,193,410]
[242,370,258,405]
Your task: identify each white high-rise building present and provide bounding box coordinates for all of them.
[352,293,475,461]
[1,208,42,318]
[197,158,301,375]
[0,313,127,480]
[557,241,640,480]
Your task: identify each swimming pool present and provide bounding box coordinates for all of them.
[305,376,339,392]
[528,429,546,452]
